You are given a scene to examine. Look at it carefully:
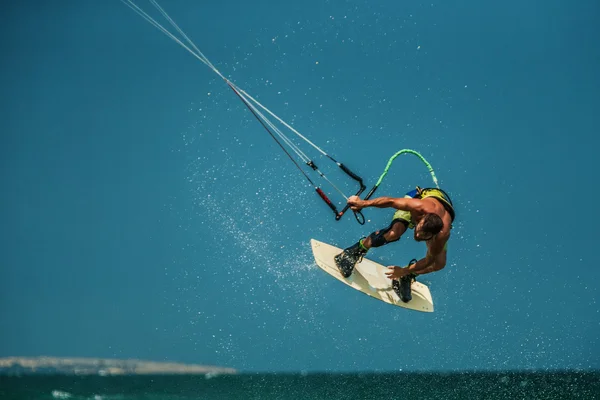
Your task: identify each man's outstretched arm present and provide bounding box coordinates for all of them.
[348,195,425,213]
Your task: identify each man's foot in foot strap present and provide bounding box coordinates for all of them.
[392,274,416,303]
[393,258,418,303]
[334,240,367,278]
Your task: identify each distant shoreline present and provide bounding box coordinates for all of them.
[0,356,236,376]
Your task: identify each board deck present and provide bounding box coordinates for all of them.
[310,239,434,312]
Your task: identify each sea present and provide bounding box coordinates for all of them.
[1,371,599,400]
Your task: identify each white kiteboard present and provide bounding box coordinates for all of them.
[310,239,434,312]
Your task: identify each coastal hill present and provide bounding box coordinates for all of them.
[0,357,236,375]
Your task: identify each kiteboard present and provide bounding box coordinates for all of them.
[310,239,434,312]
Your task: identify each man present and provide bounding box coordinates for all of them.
[334,187,455,302]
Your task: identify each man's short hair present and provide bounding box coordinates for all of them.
[421,213,443,235]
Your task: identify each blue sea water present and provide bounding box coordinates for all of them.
[1,372,599,400]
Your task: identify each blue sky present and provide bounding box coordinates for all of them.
[1,0,598,372]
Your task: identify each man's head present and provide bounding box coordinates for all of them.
[414,213,443,241]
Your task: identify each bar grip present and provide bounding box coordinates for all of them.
[339,163,364,185]
[316,188,339,215]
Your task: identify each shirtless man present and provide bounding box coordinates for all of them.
[334,187,455,302]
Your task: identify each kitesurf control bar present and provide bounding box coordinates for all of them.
[334,163,366,223]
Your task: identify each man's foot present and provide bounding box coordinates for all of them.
[334,240,367,278]
[392,259,418,303]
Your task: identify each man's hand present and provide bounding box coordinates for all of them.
[347,195,366,211]
[385,266,411,280]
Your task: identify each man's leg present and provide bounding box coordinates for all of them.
[334,219,410,278]
[361,219,408,250]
